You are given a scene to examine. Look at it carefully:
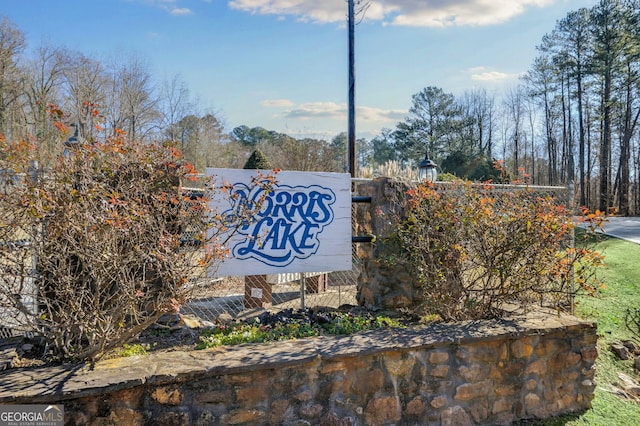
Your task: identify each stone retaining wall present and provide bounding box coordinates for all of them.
[0,312,597,425]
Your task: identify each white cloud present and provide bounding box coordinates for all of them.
[388,0,555,27]
[285,101,346,119]
[229,0,348,24]
[262,99,295,108]
[471,71,509,81]
[468,66,519,82]
[170,7,193,16]
[137,0,194,15]
[277,101,405,123]
[358,105,406,122]
[227,0,555,27]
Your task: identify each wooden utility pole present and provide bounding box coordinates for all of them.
[348,0,356,177]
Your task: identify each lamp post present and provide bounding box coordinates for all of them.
[418,153,438,182]
[63,123,82,159]
[347,0,355,178]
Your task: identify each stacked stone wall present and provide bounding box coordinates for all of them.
[1,313,597,425]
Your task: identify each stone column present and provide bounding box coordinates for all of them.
[353,177,422,310]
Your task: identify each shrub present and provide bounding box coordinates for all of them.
[243,148,271,170]
[0,129,272,361]
[385,181,604,321]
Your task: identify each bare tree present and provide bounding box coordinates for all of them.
[0,17,26,138]
[524,96,540,185]
[159,74,194,144]
[21,43,68,162]
[104,52,159,140]
[503,86,527,180]
[62,52,108,143]
[459,88,496,158]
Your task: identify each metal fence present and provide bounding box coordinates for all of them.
[0,179,570,338]
[0,240,38,339]
[181,248,362,324]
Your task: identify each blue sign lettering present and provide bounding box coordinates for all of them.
[222,183,336,267]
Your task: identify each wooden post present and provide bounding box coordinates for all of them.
[244,275,272,309]
[306,273,328,294]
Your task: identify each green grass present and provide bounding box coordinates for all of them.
[535,234,640,425]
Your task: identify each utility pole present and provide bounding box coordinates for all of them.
[348,0,356,178]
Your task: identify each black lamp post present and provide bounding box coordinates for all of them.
[63,123,82,159]
[418,153,438,182]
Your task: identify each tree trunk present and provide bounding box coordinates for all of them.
[599,70,612,213]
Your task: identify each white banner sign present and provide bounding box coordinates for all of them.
[207,169,352,277]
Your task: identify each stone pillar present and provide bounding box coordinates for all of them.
[353,177,421,310]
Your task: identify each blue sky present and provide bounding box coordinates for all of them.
[3,0,597,140]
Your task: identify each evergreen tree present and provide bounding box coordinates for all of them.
[243,148,271,169]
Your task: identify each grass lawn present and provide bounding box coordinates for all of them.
[536,233,640,425]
